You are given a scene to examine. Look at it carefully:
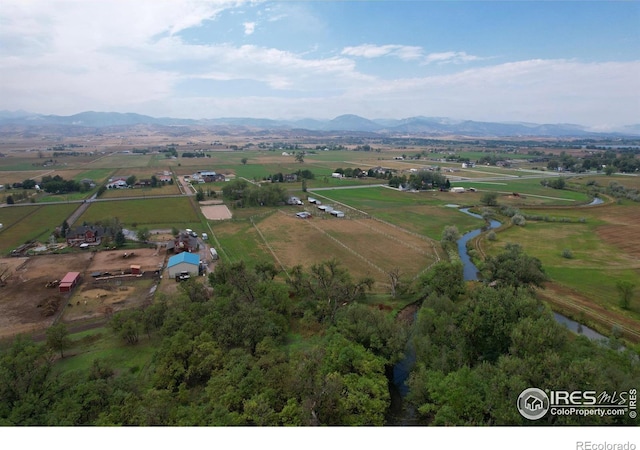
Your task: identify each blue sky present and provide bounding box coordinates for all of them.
[1,1,639,128]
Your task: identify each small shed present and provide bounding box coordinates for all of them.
[130,265,141,275]
[59,272,80,293]
[167,252,200,278]
[330,210,345,218]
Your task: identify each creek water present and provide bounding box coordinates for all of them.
[387,206,607,424]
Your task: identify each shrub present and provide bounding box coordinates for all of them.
[561,249,573,259]
[511,214,526,226]
[487,231,497,241]
[480,192,498,206]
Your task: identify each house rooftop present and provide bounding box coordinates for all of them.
[167,252,200,268]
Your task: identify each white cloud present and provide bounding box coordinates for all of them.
[1,1,638,127]
[423,51,481,65]
[341,44,423,61]
[243,22,256,35]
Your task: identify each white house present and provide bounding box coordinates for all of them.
[167,252,200,278]
[106,177,128,189]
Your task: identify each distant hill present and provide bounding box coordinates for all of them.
[0,110,638,138]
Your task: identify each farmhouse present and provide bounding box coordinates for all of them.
[166,232,198,253]
[106,177,128,189]
[59,271,80,293]
[167,252,200,278]
[191,171,226,183]
[66,225,107,246]
[134,179,152,187]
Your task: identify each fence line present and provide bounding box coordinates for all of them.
[252,212,291,281]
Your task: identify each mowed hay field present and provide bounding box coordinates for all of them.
[255,212,440,292]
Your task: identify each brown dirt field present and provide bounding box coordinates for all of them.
[201,204,232,220]
[0,253,93,338]
[256,212,439,292]
[0,249,166,338]
[89,248,166,273]
[596,225,640,258]
[595,205,640,258]
[64,280,154,321]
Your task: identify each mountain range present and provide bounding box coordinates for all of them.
[1,111,639,138]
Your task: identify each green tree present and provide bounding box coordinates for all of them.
[6,195,14,205]
[125,175,137,187]
[46,323,72,358]
[482,243,548,290]
[287,259,373,323]
[179,278,211,303]
[441,225,460,245]
[109,310,142,345]
[295,152,305,163]
[334,303,407,363]
[114,230,126,248]
[241,157,248,165]
[480,192,498,206]
[419,261,465,301]
[195,189,205,201]
[136,227,150,243]
[615,280,635,310]
[0,336,54,424]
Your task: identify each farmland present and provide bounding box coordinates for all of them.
[0,129,639,346]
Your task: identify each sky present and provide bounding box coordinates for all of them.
[1,0,639,129]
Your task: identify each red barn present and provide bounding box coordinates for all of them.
[59,272,80,293]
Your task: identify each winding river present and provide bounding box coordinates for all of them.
[387,204,607,424]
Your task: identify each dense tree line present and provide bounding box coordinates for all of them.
[0,246,637,426]
[221,179,287,207]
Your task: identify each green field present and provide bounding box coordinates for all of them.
[77,197,200,228]
[0,204,78,254]
[312,186,484,239]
